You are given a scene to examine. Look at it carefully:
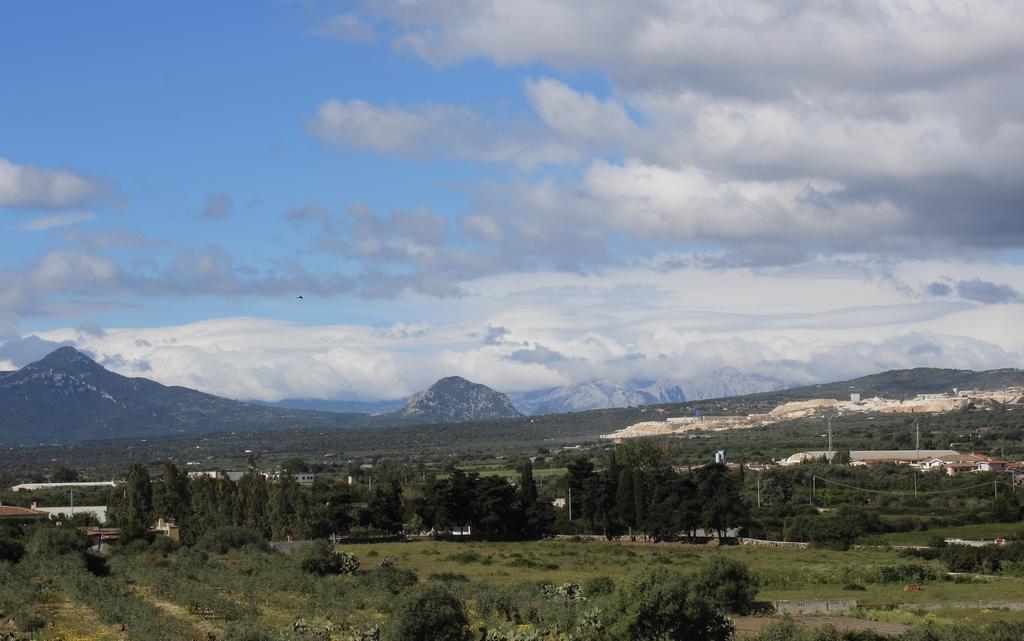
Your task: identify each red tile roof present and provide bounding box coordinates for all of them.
[0,505,48,518]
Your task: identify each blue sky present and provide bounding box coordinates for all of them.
[2,1,1024,401]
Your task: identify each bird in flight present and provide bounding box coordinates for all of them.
[297,295,304,300]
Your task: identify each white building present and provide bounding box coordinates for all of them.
[11,481,118,492]
[36,505,108,524]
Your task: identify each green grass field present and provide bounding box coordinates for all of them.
[13,538,1024,640]
[334,539,1024,606]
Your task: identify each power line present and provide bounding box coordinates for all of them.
[812,475,1013,497]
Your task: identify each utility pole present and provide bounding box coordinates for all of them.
[827,417,833,464]
[568,486,573,522]
[756,476,761,508]
[913,473,918,498]
[916,421,920,459]
[811,476,816,506]
[70,488,74,519]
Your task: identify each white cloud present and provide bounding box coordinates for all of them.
[308,13,377,42]
[306,98,580,168]
[524,77,638,148]
[17,211,97,231]
[383,1,1024,95]
[26,258,1024,401]
[0,157,105,209]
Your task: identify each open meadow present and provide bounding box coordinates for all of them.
[7,537,1024,641]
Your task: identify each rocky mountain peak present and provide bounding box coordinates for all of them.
[29,346,103,374]
[397,376,521,423]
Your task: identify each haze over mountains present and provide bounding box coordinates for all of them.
[0,348,517,444]
[3,347,1024,446]
[510,368,785,415]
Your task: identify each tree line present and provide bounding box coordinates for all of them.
[104,442,750,544]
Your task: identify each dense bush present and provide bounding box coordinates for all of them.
[428,571,470,584]
[694,556,758,615]
[357,563,418,595]
[748,619,890,641]
[784,507,886,550]
[908,542,1024,575]
[197,526,268,554]
[295,540,360,576]
[221,622,276,641]
[605,567,733,641]
[26,526,90,557]
[383,584,471,641]
[583,575,615,596]
[0,535,25,563]
[903,621,1024,641]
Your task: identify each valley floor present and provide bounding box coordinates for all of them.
[8,539,1024,640]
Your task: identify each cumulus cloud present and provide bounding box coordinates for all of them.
[381,1,1024,95]
[956,278,1022,304]
[29,303,1024,402]
[0,157,106,209]
[524,77,638,149]
[313,1,1024,259]
[203,193,232,220]
[306,98,580,168]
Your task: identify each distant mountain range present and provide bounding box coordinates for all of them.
[0,347,361,444]
[510,368,785,415]
[4,347,1023,445]
[254,398,404,414]
[0,348,516,444]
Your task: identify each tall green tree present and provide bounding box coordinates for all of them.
[365,482,404,535]
[153,461,191,523]
[566,457,596,526]
[120,463,154,541]
[616,467,637,535]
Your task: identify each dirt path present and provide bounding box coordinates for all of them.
[734,616,909,636]
[39,595,126,641]
[130,584,222,638]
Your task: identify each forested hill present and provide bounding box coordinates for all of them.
[0,347,364,444]
[772,367,1024,402]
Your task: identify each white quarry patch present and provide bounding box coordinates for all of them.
[601,387,1024,440]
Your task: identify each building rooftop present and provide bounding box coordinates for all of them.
[785,449,960,465]
[0,505,49,518]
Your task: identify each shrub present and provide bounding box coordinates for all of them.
[26,526,90,557]
[383,584,471,641]
[694,556,758,615]
[196,526,268,554]
[429,572,470,584]
[15,613,47,632]
[606,567,733,641]
[295,540,360,576]
[221,622,275,641]
[150,535,179,556]
[0,535,25,563]
[583,575,615,596]
[358,564,418,595]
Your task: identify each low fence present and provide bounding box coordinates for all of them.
[898,600,1024,611]
[738,537,810,549]
[772,599,858,615]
